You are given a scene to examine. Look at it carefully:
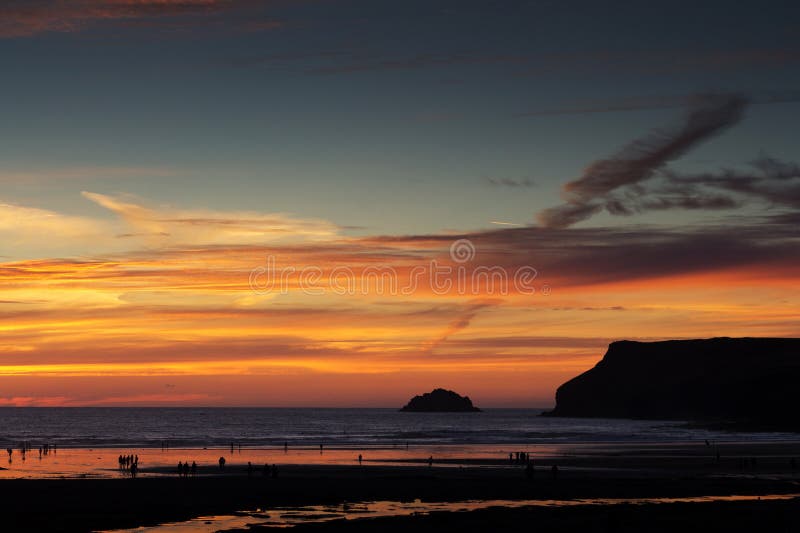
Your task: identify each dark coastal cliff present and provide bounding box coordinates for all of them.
[401,388,481,412]
[544,338,800,429]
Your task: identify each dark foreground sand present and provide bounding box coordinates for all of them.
[252,498,800,533]
[4,459,800,532]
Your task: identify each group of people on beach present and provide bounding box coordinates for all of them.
[506,451,560,480]
[118,454,139,477]
[37,443,55,458]
[245,461,279,478]
[6,442,56,462]
[177,460,197,477]
[510,451,531,464]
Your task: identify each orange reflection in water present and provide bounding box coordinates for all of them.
[101,494,800,532]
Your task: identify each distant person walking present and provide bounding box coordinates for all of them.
[219,456,226,470]
[358,454,362,465]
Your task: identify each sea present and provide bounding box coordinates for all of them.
[0,407,795,449]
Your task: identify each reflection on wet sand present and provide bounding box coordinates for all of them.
[102,494,800,532]
[3,440,800,479]
[0,444,550,479]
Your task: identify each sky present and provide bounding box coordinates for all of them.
[1,0,799,407]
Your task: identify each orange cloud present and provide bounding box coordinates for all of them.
[1,206,798,405]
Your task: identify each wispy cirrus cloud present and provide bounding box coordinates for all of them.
[0,202,101,240]
[422,299,501,353]
[0,191,343,259]
[82,191,341,244]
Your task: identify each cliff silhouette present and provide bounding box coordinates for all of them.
[544,337,800,430]
[401,388,481,412]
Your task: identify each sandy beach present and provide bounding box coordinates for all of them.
[3,440,799,532]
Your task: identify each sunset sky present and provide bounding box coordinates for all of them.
[1,0,799,407]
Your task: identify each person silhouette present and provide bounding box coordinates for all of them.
[428,456,433,468]
[191,461,197,477]
[247,461,253,477]
[263,463,269,477]
[130,462,138,478]
[358,454,362,465]
[219,456,226,470]
[178,461,183,476]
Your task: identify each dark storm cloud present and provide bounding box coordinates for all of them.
[476,221,800,287]
[598,154,800,217]
[537,93,749,228]
[357,214,800,288]
[664,156,800,209]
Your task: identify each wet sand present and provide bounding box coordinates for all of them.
[3,441,799,532]
[3,440,800,479]
[251,498,800,533]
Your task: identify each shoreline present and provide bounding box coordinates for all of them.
[4,452,800,532]
[4,439,799,531]
[3,440,800,483]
